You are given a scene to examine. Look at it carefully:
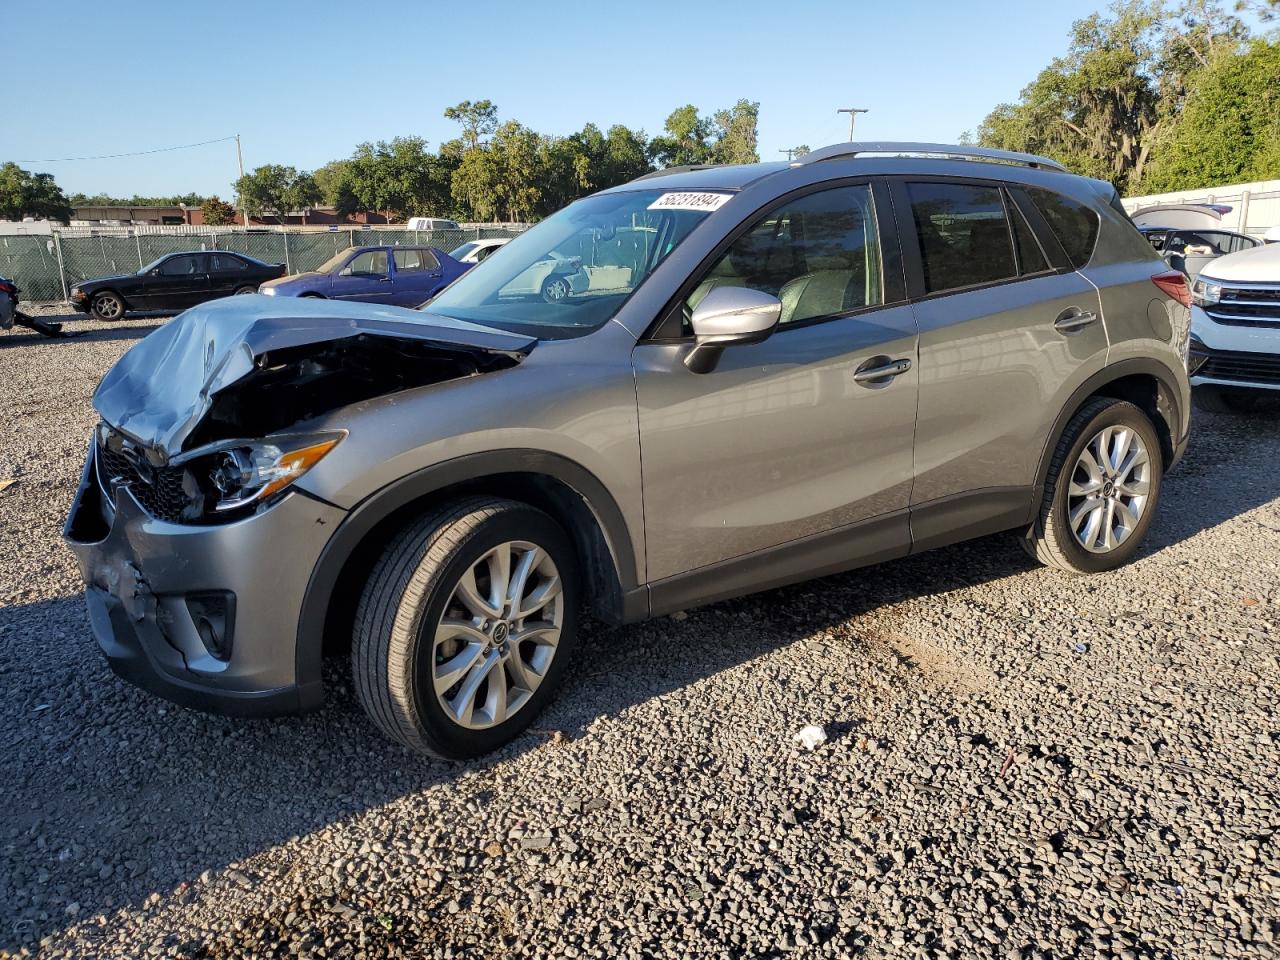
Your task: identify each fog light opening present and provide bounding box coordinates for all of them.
[186,592,235,662]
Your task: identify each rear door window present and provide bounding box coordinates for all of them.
[1027,187,1100,269]
[212,254,247,273]
[905,182,1016,294]
[393,249,438,272]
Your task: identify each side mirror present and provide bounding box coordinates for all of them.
[684,286,781,373]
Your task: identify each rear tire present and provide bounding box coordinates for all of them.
[1023,397,1163,575]
[90,291,125,321]
[1194,385,1259,415]
[352,497,579,758]
[233,285,257,295]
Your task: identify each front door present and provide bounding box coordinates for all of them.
[633,181,919,586]
[332,248,395,303]
[142,253,211,310]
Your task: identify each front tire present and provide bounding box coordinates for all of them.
[1024,397,1163,575]
[233,285,258,296]
[90,291,125,321]
[352,497,579,758]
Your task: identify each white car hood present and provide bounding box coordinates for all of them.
[1198,243,1280,283]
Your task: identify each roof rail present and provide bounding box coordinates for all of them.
[630,163,724,182]
[794,142,1067,173]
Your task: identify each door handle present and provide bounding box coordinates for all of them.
[853,357,912,384]
[378,276,392,282]
[1054,309,1098,332]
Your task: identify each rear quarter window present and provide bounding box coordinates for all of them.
[1028,187,1100,269]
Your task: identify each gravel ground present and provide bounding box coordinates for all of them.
[1,309,1278,959]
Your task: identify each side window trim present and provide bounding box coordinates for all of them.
[643,176,907,342]
[1006,186,1074,273]
[1001,186,1055,278]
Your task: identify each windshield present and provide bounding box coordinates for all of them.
[316,248,355,274]
[449,242,479,260]
[421,189,724,336]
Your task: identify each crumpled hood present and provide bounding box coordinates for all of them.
[93,294,534,459]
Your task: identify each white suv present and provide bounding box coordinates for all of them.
[1189,242,1280,412]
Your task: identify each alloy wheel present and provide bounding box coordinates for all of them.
[1066,425,1151,554]
[430,540,563,729]
[94,295,123,320]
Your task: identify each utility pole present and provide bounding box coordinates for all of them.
[780,148,797,161]
[235,134,248,227]
[836,108,869,142]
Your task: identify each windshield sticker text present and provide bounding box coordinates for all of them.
[647,192,733,213]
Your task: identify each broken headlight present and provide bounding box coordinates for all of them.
[198,434,342,514]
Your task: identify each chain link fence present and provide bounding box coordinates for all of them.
[0,226,529,303]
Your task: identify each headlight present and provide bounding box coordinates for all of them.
[261,286,277,296]
[71,287,85,300]
[193,434,341,514]
[1191,278,1222,307]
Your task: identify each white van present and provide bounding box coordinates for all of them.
[406,217,461,232]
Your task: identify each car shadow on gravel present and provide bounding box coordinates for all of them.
[5,419,1278,950]
[1,319,164,348]
[1,532,1045,951]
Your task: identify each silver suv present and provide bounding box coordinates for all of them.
[65,143,1192,758]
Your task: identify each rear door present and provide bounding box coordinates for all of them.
[331,248,395,303]
[893,178,1108,547]
[208,253,252,297]
[390,248,443,306]
[633,180,919,586]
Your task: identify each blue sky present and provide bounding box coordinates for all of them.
[5,0,1134,198]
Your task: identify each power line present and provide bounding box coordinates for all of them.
[16,136,238,163]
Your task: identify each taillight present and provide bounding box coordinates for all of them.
[0,281,16,296]
[1151,271,1191,307]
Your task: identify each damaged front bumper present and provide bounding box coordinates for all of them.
[63,442,345,716]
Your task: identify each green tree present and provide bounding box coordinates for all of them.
[972,0,1263,191]
[977,2,1166,190]
[710,99,761,164]
[343,137,451,221]
[444,100,499,149]
[312,159,352,207]
[0,163,73,222]
[650,105,713,167]
[451,146,501,222]
[200,195,237,225]
[233,165,321,223]
[1141,37,1280,190]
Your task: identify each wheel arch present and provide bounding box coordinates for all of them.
[1033,359,1184,500]
[295,450,645,697]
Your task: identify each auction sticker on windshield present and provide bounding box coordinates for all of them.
[647,192,733,212]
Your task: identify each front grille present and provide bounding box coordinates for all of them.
[1197,348,1280,386]
[96,441,195,523]
[1206,284,1280,327]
